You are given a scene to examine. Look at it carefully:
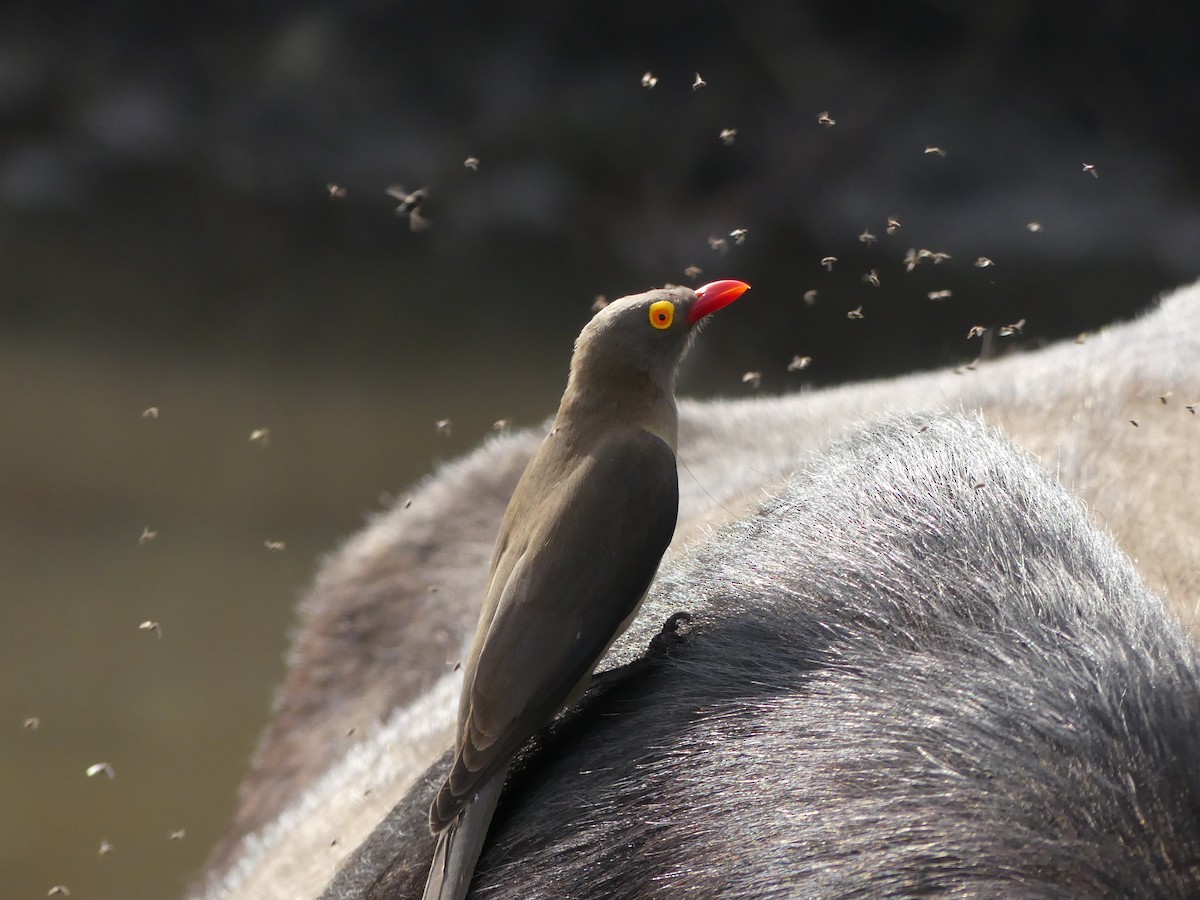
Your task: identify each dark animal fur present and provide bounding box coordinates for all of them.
[323,414,1200,898]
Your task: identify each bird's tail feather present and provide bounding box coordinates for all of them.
[422,769,508,900]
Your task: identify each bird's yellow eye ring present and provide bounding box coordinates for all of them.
[649,300,675,330]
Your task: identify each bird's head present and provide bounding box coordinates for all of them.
[570,280,751,395]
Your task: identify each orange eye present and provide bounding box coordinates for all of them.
[649,300,675,330]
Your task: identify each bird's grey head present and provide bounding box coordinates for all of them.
[570,281,750,395]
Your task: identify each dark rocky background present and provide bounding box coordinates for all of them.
[2,2,1197,898]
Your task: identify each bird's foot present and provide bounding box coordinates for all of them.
[647,611,693,658]
[589,611,695,691]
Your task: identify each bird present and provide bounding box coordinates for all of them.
[422,279,751,900]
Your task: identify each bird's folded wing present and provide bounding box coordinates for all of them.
[446,428,679,810]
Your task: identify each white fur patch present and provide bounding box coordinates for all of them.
[194,670,462,899]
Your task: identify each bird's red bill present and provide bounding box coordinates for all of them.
[689,280,751,324]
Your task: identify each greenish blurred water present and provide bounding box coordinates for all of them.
[0,335,562,899]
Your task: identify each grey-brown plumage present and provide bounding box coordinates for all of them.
[422,280,750,900]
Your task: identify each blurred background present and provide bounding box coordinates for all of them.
[1,1,1196,897]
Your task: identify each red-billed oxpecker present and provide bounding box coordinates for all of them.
[423,280,751,899]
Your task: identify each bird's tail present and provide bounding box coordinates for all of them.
[421,770,508,900]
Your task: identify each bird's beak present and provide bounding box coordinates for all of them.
[689,280,751,324]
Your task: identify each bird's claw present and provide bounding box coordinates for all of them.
[647,611,693,657]
[587,612,694,694]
